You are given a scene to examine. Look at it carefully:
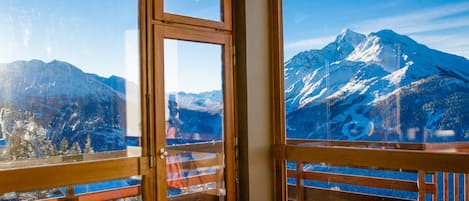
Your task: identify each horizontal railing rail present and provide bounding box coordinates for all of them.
[0,141,223,200]
[166,141,223,198]
[38,185,141,201]
[275,140,469,201]
[0,157,143,195]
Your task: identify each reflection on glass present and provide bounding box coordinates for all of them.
[163,39,225,199]
[283,0,469,144]
[0,177,141,200]
[283,1,469,200]
[287,162,424,200]
[0,0,141,165]
[164,0,221,21]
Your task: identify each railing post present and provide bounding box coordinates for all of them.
[454,173,459,201]
[444,172,449,201]
[64,186,77,201]
[296,161,304,201]
[432,172,438,201]
[216,152,224,200]
[418,170,426,201]
[465,174,469,201]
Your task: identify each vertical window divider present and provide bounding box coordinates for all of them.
[270,0,288,201]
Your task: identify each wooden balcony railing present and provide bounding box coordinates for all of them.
[1,142,223,201]
[166,141,223,201]
[276,139,469,201]
[38,185,140,201]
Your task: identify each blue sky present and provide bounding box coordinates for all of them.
[0,0,222,91]
[164,39,222,93]
[5,1,467,92]
[283,0,469,61]
[165,0,220,21]
[0,0,139,83]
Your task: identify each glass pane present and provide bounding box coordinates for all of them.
[283,0,469,145]
[164,0,221,21]
[0,177,142,200]
[283,1,469,200]
[164,39,225,199]
[0,0,141,167]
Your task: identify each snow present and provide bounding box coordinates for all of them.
[285,28,469,140]
[336,103,374,140]
[383,66,409,85]
[165,90,222,114]
[0,60,121,103]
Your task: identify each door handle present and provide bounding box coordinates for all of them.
[159,148,168,159]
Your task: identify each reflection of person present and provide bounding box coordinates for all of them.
[166,94,209,192]
[166,94,184,189]
[167,95,181,139]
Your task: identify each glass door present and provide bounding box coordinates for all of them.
[153,24,235,201]
[164,39,225,199]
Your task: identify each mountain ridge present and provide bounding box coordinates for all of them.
[285,29,469,142]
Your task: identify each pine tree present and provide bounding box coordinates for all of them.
[60,138,68,155]
[46,143,58,156]
[84,134,94,154]
[69,142,82,155]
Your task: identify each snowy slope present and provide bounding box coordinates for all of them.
[285,29,366,113]
[0,60,128,151]
[285,29,469,142]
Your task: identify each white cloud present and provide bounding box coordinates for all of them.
[284,36,335,60]
[283,2,469,61]
[411,33,469,59]
[286,36,335,50]
[349,1,469,34]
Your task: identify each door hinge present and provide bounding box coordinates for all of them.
[234,135,240,184]
[232,45,236,67]
[235,135,239,148]
[149,155,156,168]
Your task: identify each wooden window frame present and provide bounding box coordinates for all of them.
[0,0,152,198]
[270,0,287,201]
[153,0,232,31]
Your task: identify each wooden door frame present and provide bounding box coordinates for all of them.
[269,0,288,201]
[152,22,236,201]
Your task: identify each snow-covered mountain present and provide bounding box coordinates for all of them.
[0,59,223,155]
[0,60,128,152]
[285,29,469,142]
[169,91,223,114]
[166,91,223,140]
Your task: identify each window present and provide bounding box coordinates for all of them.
[154,0,232,31]
[0,0,141,163]
[283,1,469,143]
[164,0,221,21]
[0,1,236,200]
[0,0,145,198]
[272,1,469,201]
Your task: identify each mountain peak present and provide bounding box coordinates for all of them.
[339,28,359,37]
[335,29,366,47]
[370,29,417,46]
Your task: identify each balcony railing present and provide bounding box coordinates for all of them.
[276,139,469,201]
[37,185,140,201]
[166,141,223,201]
